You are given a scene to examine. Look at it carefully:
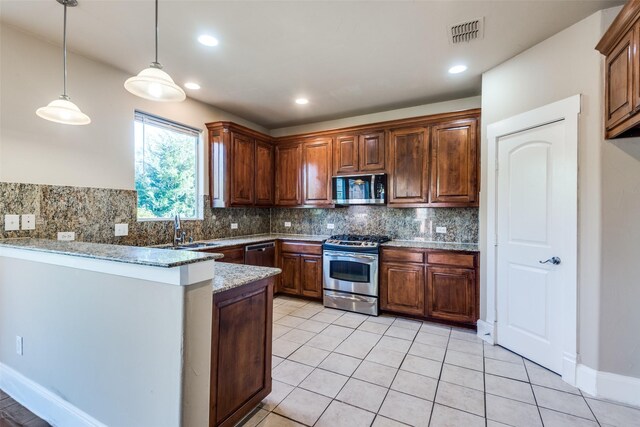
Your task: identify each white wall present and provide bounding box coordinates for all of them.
[270,96,481,137]
[0,256,211,426]
[0,23,268,191]
[481,6,640,379]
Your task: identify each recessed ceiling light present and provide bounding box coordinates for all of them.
[198,35,219,47]
[184,82,201,90]
[448,65,468,74]
[295,98,309,105]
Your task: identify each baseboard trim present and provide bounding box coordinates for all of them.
[0,363,106,427]
[576,364,640,407]
[476,319,495,344]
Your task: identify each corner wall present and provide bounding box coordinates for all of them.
[481,6,640,380]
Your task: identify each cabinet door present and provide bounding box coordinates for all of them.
[303,138,332,205]
[380,262,426,316]
[430,119,478,205]
[230,132,255,206]
[388,128,429,204]
[426,266,476,324]
[359,131,385,172]
[605,28,634,130]
[300,255,323,298]
[211,279,273,427]
[255,140,275,206]
[275,143,302,206]
[279,253,301,295]
[216,247,245,264]
[334,135,359,175]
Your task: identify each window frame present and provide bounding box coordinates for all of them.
[134,110,203,222]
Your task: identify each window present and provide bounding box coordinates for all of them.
[134,111,201,220]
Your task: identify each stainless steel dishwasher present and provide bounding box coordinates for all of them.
[244,242,276,267]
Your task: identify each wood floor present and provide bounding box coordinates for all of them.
[0,389,49,427]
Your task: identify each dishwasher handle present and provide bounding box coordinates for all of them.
[245,242,275,252]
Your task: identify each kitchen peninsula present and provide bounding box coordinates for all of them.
[0,239,280,427]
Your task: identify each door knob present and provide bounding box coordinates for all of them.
[539,256,561,265]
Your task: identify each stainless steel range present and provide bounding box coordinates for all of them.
[322,234,391,316]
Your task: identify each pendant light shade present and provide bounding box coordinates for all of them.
[36,96,91,125]
[125,0,185,102]
[125,64,185,102]
[37,0,90,125]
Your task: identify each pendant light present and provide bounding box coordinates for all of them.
[124,0,185,102]
[36,0,91,125]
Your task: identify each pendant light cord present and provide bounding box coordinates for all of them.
[153,0,160,67]
[62,2,68,98]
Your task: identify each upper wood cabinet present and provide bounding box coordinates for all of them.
[206,122,274,208]
[230,132,255,206]
[596,2,640,138]
[334,131,386,175]
[388,127,430,204]
[303,138,333,206]
[359,132,386,172]
[430,119,478,206]
[208,109,479,209]
[334,135,359,175]
[275,143,302,206]
[255,140,275,206]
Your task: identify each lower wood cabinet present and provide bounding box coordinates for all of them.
[210,278,273,427]
[212,246,245,264]
[426,266,476,324]
[380,262,425,316]
[380,247,478,327]
[277,241,323,299]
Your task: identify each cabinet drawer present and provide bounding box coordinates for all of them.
[281,241,322,255]
[217,247,245,264]
[426,252,475,268]
[381,248,425,264]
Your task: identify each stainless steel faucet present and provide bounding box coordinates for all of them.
[173,214,186,247]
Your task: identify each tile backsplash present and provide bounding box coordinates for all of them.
[0,182,478,245]
[0,182,270,246]
[270,206,478,243]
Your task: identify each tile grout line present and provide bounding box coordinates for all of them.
[426,327,452,426]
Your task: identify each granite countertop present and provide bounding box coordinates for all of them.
[153,233,328,250]
[0,238,223,268]
[382,240,479,252]
[213,262,281,294]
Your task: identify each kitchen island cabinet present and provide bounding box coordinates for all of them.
[210,263,280,427]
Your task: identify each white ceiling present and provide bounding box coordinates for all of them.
[0,0,622,128]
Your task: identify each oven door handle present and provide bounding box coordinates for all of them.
[323,251,377,261]
[325,292,374,302]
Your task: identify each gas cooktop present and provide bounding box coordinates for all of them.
[323,234,391,250]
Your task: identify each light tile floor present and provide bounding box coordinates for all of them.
[237,296,640,427]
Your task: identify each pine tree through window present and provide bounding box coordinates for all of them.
[134,111,201,220]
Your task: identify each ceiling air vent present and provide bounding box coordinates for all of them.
[448,18,484,44]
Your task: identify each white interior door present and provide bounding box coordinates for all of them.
[496,119,575,374]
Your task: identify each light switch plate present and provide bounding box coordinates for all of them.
[21,214,36,230]
[284,221,292,228]
[327,223,335,229]
[115,223,128,236]
[436,226,447,234]
[57,232,75,241]
[231,223,238,230]
[4,215,20,231]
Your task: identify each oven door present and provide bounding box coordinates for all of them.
[323,250,379,296]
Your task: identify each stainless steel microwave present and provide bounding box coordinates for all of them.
[332,174,386,205]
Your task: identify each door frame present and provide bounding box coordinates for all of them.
[485,95,580,385]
